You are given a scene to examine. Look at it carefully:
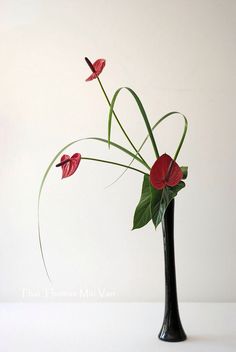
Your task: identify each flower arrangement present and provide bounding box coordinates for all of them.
[38,57,188,281]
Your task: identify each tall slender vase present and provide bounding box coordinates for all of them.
[158,199,187,342]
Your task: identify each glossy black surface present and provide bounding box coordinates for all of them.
[158,199,187,342]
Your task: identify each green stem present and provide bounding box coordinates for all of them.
[82,157,148,176]
[96,77,150,169]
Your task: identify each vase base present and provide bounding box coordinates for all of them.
[158,335,187,343]
[158,324,187,342]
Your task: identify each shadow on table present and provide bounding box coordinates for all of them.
[187,333,236,348]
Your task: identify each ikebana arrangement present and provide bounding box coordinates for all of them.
[38,57,188,342]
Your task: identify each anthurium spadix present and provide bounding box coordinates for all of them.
[37,57,188,281]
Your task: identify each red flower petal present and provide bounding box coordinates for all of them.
[149,154,183,190]
[61,153,81,179]
[86,59,106,81]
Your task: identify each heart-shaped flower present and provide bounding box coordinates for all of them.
[56,153,81,179]
[150,154,183,190]
[85,58,106,81]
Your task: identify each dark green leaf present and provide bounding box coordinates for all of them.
[181,166,188,180]
[151,181,185,229]
[132,175,152,229]
[165,181,186,204]
[150,187,165,229]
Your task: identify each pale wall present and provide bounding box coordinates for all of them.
[0,0,235,301]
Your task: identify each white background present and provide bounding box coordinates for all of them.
[0,0,235,302]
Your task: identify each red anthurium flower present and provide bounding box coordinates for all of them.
[56,153,81,179]
[150,154,183,190]
[85,58,106,81]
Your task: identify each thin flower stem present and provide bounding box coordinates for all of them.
[82,157,148,176]
[96,77,150,169]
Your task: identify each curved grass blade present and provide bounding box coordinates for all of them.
[37,136,148,281]
[96,77,149,169]
[108,87,159,158]
[106,111,188,188]
[93,137,149,168]
[82,157,148,175]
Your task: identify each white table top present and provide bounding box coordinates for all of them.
[0,303,235,352]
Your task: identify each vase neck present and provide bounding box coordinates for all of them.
[162,199,178,309]
[158,198,186,341]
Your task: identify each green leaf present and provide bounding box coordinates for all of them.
[165,181,186,203]
[133,175,152,230]
[132,178,186,230]
[132,175,152,229]
[151,181,186,229]
[181,166,188,179]
[150,187,164,229]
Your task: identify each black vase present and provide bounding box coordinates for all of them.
[158,199,187,342]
